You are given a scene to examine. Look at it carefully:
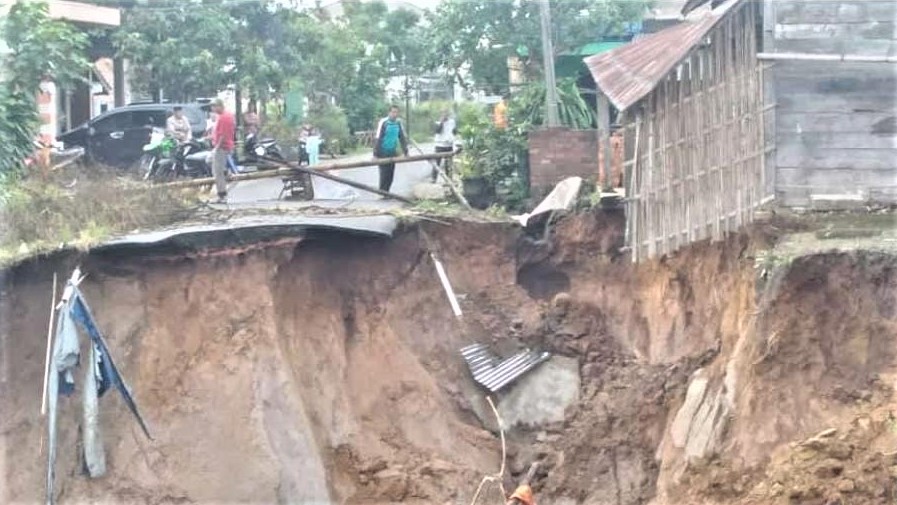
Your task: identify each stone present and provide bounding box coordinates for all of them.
[670,369,709,449]
[551,292,572,310]
[836,479,856,493]
[420,459,453,477]
[412,182,448,201]
[497,356,581,429]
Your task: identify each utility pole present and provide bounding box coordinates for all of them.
[538,0,560,127]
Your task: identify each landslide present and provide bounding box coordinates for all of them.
[1,210,896,505]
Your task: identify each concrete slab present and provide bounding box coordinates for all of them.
[497,356,581,429]
[93,214,397,254]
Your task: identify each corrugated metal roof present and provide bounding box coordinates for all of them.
[585,0,743,111]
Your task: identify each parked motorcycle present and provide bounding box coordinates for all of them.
[140,128,212,181]
[140,128,177,181]
[243,133,285,170]
[177,139,213,179]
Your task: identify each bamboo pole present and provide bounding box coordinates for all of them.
[156,149,460,190]
[408,140,472,210]
[628,115,642,263]
[40,273,58,416]
[258,156,414,203]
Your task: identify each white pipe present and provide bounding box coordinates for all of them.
[431,253,463,318]
[758,52,897,63]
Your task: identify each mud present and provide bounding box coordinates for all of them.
[2,210,896,504]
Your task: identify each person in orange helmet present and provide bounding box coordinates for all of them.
[507,484,535,505]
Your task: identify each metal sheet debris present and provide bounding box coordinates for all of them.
[461,343,552,393]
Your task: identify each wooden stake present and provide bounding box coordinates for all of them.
[40,272,58,416]
[409,140,473,210]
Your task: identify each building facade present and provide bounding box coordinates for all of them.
[762,0,897,207]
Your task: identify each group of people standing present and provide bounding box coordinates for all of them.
[372,104,458,193]
[175,100,465,202]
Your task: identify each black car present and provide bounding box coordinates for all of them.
[57,103,209,168]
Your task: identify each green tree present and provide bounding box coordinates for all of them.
[425,0,650,92]
[0,0,89,175]
[113,1,235,101]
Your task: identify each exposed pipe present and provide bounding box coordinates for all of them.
[758,52,897,63]
[431,253,463,318]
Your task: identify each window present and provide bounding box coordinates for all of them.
[92,112,129,133]
[130,110,167,128]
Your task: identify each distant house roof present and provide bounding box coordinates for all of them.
[556,41,628,80]
[47,1,120,27]
[584,0,741,111]
[569,41,629,57]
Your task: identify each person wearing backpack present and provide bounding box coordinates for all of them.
[432,109,457,182]
[373,105,409,192]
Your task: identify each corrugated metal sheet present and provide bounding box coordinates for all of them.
[585,0,743,111]
[461,343,551,393]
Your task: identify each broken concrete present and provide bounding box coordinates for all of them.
[497,356,581,429]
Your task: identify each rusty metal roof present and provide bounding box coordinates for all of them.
[585,0,742,111]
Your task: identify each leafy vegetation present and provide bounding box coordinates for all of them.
[512,79,597,129]
[424,0,649,92]
[114,0,425,134]
[0,1,89,176]
[0,168,199,264]
[457,78,600,209]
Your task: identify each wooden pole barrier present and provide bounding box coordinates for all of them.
[408,140,472,210]
[258,155,414,203]
[156,148,460,190]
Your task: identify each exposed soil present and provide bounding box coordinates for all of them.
[2,209,896,504]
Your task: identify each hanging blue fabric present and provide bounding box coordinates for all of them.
[70,290,152,440]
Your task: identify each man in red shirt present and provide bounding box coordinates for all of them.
[211,98,235,202]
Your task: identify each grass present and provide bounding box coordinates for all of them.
[0,163,201,265]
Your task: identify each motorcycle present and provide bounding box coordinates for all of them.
[140,128,177,181]
[141,128,213,181]
[243,133,285,170]
[177,139,213,179]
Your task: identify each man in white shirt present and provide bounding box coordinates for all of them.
[432,110,456,182]
[166,106,192,143]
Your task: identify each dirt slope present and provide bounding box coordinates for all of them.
[2,210,896,504]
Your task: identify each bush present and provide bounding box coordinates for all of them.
[262,114,300,149]
[510,78,596,129]
[408,100,453,142]
[408,100,488,144]
[306,103,352,154]
[456,112,529,211]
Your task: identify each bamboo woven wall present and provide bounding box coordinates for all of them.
[623,1,771,262]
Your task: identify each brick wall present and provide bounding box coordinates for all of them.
[528,128,598,193]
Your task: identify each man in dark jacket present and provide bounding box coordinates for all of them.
[373,105,409,192]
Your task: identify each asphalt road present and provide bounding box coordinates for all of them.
[224,144,437,211]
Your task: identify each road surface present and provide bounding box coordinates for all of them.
[223,145,438,211]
